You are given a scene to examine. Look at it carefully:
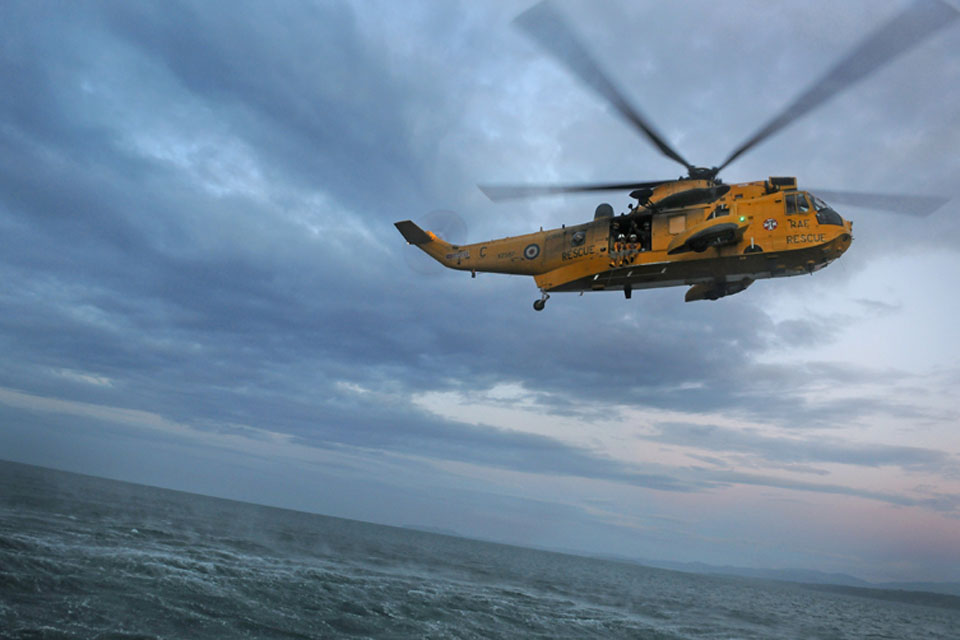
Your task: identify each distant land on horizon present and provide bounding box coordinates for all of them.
[626,557,960,600]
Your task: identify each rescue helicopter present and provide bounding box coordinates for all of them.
[396,0,954,311]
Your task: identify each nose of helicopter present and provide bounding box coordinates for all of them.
[834,217,854,257]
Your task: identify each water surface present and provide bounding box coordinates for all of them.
[2,461,957,639]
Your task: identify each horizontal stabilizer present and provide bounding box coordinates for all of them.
[394,220,433,245]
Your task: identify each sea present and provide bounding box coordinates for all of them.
[2,461,958,640]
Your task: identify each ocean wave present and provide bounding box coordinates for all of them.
[3,462,959,640]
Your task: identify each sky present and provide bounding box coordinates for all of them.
[1,0,959,584]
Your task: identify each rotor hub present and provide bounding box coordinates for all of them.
[688,166,720,181]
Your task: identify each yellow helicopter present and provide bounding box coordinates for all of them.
[397,1,954,311]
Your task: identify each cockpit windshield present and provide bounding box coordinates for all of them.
[809,193,844,226]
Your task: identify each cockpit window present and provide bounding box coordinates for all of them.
[810,194,844,226]
[785,193,808,214]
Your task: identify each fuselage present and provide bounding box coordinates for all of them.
[396,177,853,303]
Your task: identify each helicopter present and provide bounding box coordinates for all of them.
[396,0,955,311]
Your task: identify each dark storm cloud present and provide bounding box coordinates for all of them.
[95,1,434,214]
[1,0,958,542]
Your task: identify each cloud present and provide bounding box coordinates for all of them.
[691,466,960,513]
[1,0,959,581]
[4,1,951,440]
[7,381,956,520]
[645,421,957,474]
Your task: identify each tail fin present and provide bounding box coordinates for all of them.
[395,219,468,270]
[395,220,433,246]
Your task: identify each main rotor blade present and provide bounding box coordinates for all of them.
[718,0,959,173]
[515,1,694,173]
[810,188,949,216]
[479,179,671,202]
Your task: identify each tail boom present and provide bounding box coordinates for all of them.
[394,220,546,275]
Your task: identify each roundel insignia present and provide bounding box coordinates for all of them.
[523,243,541,260]
[763,218,778,231]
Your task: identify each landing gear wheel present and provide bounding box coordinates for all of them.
[533,292,550,311]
